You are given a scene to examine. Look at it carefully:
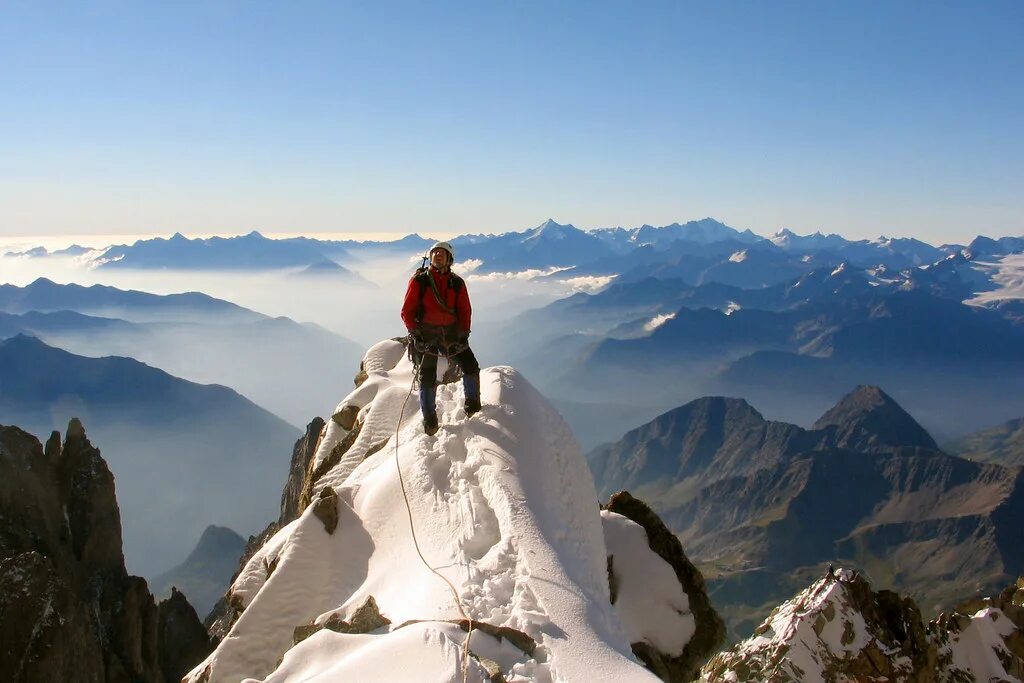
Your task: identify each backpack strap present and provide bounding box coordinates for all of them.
[414,268,460,323]
[414,267,430,324]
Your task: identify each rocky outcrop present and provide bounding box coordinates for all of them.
[158,587,215,683]
[701,571,1024,682]
[280,417,326,524]
[0,420,213,682]
[931,576,1024,680]
[293,596,391,643]
[605,491,725,682]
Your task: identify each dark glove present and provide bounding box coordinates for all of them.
[457,330,470,345]
[409,329,423,347]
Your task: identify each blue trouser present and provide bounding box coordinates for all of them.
[416,345,480,418]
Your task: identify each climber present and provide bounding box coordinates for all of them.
[401,241,481,435]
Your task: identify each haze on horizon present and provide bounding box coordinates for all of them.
[2,1,1022,245]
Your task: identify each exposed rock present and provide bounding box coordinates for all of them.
[396,618,538,657]
[312,486,339,535]
[930,576,1024,679]
[702,571,1024,682]
[300,424,361,511]
[331,404,359,430]
[0,421,214,682]
[605,490,725,682]
[158,587,216,683]
[0,551,102,682]
[608,555,619,604]
[280,417,326,525]
[353,361,370,388]
[294,596,391,643]
[701,570,935,682]
[472,655,506,683]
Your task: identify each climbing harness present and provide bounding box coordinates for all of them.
[394,342,475,682]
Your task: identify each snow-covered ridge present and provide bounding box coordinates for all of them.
[187,340,718,682]
[701,569,1024,682]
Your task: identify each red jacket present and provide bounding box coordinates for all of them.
[401,267,472,333]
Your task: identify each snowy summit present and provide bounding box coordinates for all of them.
[187,339,713,682]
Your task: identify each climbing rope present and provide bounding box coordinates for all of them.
[394,342,476,682]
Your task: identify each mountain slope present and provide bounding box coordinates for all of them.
[151,525,247,619]
[946,416,1024,467]
[0,335,299,576]
[701,570,1024,682]
[187,339,725,682]
[0,280,364,426]
[0,276,261,323]
[588,387,1024,638]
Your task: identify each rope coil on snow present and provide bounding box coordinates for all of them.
[395,346,475,682]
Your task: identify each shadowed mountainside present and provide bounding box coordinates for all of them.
[589,386,1024,638]
[0,334,299,577]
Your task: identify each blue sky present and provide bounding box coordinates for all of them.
[1,0,1021,244]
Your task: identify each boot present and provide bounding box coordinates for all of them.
[463,372,481,417]
[420,384,439,435]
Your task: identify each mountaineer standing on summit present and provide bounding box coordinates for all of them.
[401,241,482,435]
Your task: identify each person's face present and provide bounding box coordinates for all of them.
[430,248,450,270]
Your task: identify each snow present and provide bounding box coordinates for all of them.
[942,607,1021,682]
[702,571,912,682]
[967,253,1024,306]
[728,250,747,263]
[602,511,695,655]
[187,339,662,682]
[643,312,675,332]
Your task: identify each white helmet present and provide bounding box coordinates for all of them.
[429,241,455,263]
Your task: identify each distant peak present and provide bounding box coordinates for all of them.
[666,396,764,424]
[1,333,46,348]
[169,232,188,241]
[28,276,58,287]
[184,525,246,566]
[813,385,938,450]
[244,230,266,239]
[537,218,567,230]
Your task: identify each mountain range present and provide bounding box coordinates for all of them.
[493,251,1024,447]
[10,218,1022,278]
[588,385,1024,639]
[0,278,364,426]
[0,334,300,577]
